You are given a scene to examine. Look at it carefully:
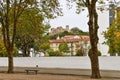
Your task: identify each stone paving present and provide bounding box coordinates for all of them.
[0,56,120,70]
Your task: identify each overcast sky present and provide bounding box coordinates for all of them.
[50,0,89,32]
[50,0,120,32]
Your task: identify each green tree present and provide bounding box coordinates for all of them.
[54,50,62,56]
[0,0,62,73]
[70,27,88,35]
[97,50,101,56]
[15,7,44,57]
[67,0,103,78]
[59,31,71,38]
[76,49,84,56]
[47,48,56,56]
[59,41,69,55]
[33,24,51,53]
[0,39,7,57]
[0,0,38,73]
[75,43,84,56]
[39,42,50,51]
[49,34,58,40]
[49,27,88,40]
[70,27,80,35]
[0,39,18,57]
[103,11,120,56]
[103,26,116,56]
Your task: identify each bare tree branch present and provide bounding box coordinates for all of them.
[82,0,87,6]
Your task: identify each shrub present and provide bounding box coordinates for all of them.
[47,49,56,56]
[75,49,84,56]
[54,50,62,56]
[98,50,101,56]
[0,40,18,57]
[44,53,49,57]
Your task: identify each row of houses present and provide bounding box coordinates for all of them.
[49,35,90,56]
[27,35,90,57]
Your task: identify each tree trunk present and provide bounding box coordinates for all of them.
[22,45,30,57]
[118,53,120,56]
[110,53,116,56]
[23,46,27,57]
[87,1,101,78]
[8,50,14,73]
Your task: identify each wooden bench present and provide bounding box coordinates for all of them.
[25,69,39,74]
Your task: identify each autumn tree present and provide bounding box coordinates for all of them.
[37,24,51,52]
[103,10,120,56]
[0,38,18,57]
[15,7,45,57]
[75,44,84,56]
[0,0,62,73]
[39,42,50,52]
[59,41,69,55]
[67,0,102,78]
[0,0,37,73]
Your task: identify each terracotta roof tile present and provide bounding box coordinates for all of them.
[49,35,90,43]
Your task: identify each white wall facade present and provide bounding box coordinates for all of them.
[98,10,109,56]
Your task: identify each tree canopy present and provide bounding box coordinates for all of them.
[59,41,69,55]
[49,27,88,40]
[70,27,89,35]
[103,11,120,56]
[0,0,62,73]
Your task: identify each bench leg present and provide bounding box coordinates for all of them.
[25,70,38,75]
[26,71,29,74]
[35,71,37,74]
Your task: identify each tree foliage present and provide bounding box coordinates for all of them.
[59,41,69,55]
[49,27,88,40]
[75,49,84,56]
[103,11,120,56]
[70,27,88,35]
[66,0,103,78]
[15,7,45,56]
[0,0,38,73]
[39,42,50,51]
[0,39,18,57]
[0,0,62,73]
[33,24,51,53]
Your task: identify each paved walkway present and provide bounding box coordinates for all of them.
[1,57,120,78]
[0,73,119,80]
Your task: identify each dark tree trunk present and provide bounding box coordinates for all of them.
[118,53,120,56]
[110,54,116,56]
[22,45,30,57]
[23,46,28,57]
[87,0,101,78]
[1,0,34,74]
[5,0,14,73]
[2,0,17,73]
[28,48,30,57]
[8,50,14,73]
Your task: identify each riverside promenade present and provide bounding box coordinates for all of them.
[0,56,120,78]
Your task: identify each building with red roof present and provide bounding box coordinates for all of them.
[49,35,90,56]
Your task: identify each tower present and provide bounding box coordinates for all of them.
[65,25,69,32]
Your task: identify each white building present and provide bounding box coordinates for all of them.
[98,10,109,56]
[50,3,117,56]
[49,35,90,56]
[98,4,116,56]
